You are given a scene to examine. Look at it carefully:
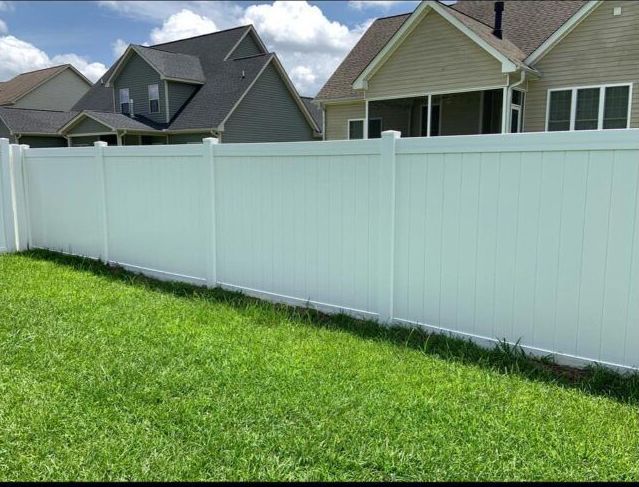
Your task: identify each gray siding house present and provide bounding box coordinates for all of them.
[61,25,321,145]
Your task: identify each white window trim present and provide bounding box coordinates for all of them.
[545,82,633,132]
[119,88,130,113]
[510,88,525,133]
[148,84,160,114]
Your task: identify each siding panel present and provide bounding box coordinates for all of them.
[14,69,90,111]
[366,12,507,99]
[167,82,198,121]
[229,33,264,59]
[525,1,639,131]
[223,63,314,143]
[324,102,365,140]
[67,117,112,136]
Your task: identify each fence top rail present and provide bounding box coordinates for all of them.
[396,129,639,155]
[214,138,381,157]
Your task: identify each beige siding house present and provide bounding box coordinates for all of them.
[0,65,92,111]
[316,0,638,140]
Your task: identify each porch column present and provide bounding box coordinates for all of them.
[501,86,509,133]
[364,99,369,139]
[427,94,432,137]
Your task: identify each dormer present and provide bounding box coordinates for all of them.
[105,45,205,124]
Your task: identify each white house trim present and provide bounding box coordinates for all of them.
[524,0,602,65]
[352,1,520,91]
[223,26,269,61]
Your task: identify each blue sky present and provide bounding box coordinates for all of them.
[0,1,423,96]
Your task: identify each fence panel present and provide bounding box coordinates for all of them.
[103,145,209,283]
[215,141,382,317]
[24,147,101,258]
[393,133,639,369]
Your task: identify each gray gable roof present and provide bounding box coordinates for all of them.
[169,53,273,130]
[72,25,317,134]
[0,107,77,134]
[128,45,205,84]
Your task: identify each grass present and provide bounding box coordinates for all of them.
[0,250,638,481]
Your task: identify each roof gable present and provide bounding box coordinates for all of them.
[353,1,525,91]
[105,45,205,87]
[0,65,91,106]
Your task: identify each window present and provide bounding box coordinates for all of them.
[148,84,160,113]
[119,88,130,114]
[575,88,599,130]
[348,118,383,139]
[510,89,525,133]
[548,90,571,131]
[547,84,631,131]
[348,119,364,139]
[603,86,630,129]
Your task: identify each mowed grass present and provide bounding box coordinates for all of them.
[0,250,638,481]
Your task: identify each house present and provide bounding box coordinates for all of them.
[0,64,92,111]
[60,25,321,146]
[0,64,92,146]
[315,0,639,140]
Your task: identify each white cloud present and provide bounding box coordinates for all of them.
[0,18,6,34]
[241,1,371,95]
[112,38,128,58]
[149,9,218,44]
[349,1,398,10]
[0,34,108,82]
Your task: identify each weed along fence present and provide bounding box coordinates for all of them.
[1,131,638,371]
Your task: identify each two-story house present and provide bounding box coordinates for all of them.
[316,0,639,140]
[60,25,320,145]
[0,64,92,147]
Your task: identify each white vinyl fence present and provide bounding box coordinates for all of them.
[1,131,638,371]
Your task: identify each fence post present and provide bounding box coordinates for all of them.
[0,138,16,252]
[8,143,30,251]
[94,141,109,264]
[378,130,401,323]
[203,137,219,287]
[19,145,32,250]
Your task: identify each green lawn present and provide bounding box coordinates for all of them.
[0,250,638,481]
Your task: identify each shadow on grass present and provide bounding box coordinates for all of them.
[16,248,639,406]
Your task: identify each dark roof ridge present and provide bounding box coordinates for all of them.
[9,64,69,77]
[374,11,412,21]
[0,106,69,114]
[149,25,252,48]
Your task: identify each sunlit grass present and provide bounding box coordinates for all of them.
[0,250,637,481]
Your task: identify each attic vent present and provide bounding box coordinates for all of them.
[241,70,245,79]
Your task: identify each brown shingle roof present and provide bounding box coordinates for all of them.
[450,0,588,57]
[315,13,410,101]
[0,65,70,105]
[315,0,588,101]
